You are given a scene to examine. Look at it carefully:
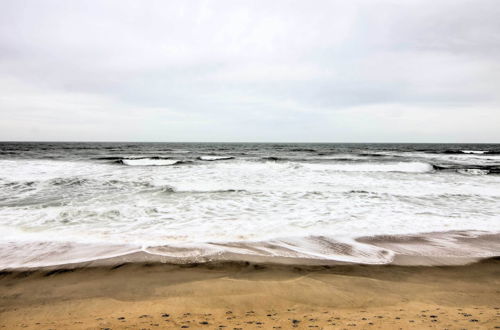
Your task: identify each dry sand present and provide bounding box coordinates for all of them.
[1,259,499,329]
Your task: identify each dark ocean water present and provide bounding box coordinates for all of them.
[1,141,500,160]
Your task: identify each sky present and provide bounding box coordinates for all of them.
[0,0,499,142]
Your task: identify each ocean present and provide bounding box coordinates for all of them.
[0,142,499,269]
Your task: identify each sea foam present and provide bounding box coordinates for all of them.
[1,142,499,269]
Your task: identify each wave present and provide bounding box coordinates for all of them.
[357,153,387,157]
[304,161,435,173]
[118,158,191,166]
[96,155,176,161]
[260,156,403,164]
[198,156,234,161]
[461,150,487,154]
[440,149,499,155]
[120,159,179,166]
[303,162,496,175]
[433,164,500,175]
[289,148,317,152]
[116,157,497,175]
[93,156,125,160]
[262,156,357,162]
[1,231,498,270]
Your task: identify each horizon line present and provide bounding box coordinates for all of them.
[0,140,499,144]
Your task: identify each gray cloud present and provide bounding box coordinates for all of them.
[0,0,499,142]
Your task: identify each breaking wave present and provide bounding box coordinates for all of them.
[433,164,500,175]
[303,161,435,173]
[118,158,190,166]
[441,149,499,155]
[1,143,499,271]
[120,158,179,166]
[461,150,487,154]
[198,156,234,161]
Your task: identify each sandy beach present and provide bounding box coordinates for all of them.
[2,0,500,326]
[1,259,499,329]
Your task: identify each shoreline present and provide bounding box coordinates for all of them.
[2,230,499,271]
[1,258,499,329]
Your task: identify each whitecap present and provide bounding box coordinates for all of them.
[121,158,179,166]
[461,150,487,154]
[198,156,234,161]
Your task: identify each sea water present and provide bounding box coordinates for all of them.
[0,142,499,268]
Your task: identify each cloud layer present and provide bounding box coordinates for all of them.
[1,0,499,142]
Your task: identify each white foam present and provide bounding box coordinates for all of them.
[0,240,141,269]
[461,150,487,154]
[2,231,499,269]
[303,161,434,173]
[1,157,500,269]
[121,158,179,166]
[199,156,233,161]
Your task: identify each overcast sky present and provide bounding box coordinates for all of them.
[1,0,499,142]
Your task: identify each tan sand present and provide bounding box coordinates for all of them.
[1,259,499,329]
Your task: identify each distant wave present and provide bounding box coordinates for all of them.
[304,161,435,173]
[101,157,194,166]
[197,156,234,161]
[262,159,498,175]
[260,156,396,163]
[96,156,176,161]
[440,150,499,155]
[93,156,126,160]
[117,158,186,166]
[461,150,487,154]
[433,164,500,175]
[357,153,387,157]
[289,148,317,152]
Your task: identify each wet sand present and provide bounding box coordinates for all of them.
[1,259,499,329]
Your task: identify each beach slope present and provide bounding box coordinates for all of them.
[1,259,499,329]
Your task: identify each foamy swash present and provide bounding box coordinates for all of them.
[1,231,499,270]
[0,142,499,270]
